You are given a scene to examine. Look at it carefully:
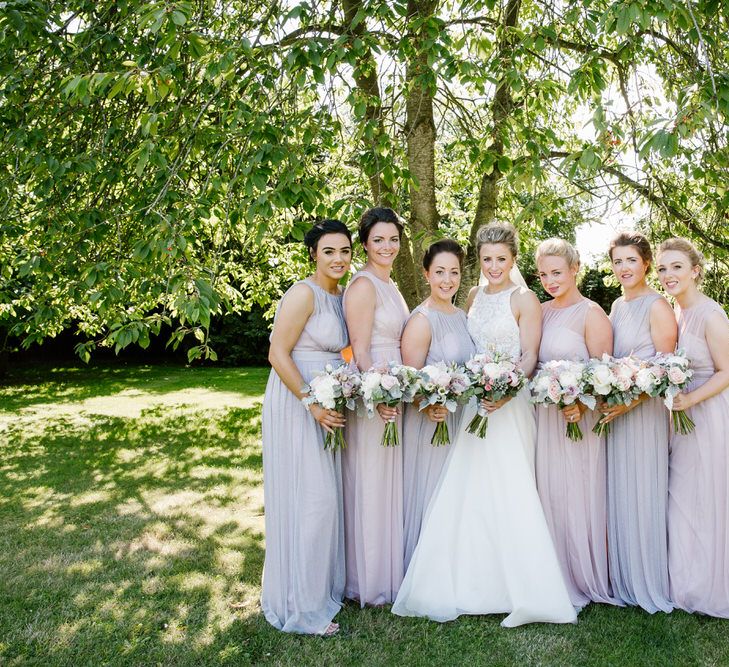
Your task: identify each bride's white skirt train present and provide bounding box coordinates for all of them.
[392,390,578,627]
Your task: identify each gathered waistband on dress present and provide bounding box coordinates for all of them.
[369,342,401,351]
[291,350,344,362]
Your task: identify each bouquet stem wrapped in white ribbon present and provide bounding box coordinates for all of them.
[302,363,361,450]
[416,362,471,446]
[361,363,420,446]
[464,351,526,439]
[640,351,695,434]
[586,354,643,437]
[529,360,596,442]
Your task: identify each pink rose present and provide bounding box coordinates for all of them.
[668,367,687,385]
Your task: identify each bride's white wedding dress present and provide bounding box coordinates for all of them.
[392,285,577,627]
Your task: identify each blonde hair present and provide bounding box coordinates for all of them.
[658,237,705,283]
[535,237,580,269]
[476,222,518,257]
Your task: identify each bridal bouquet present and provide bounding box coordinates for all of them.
[529,360,596,442]
[416,361,472,446]
[302,363,362,450]
[586,354,644,436]
[642,351,695,434]
[361,363,420,446]
[464,351,526,438]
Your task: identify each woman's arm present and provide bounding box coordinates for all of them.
[650,297,678,353]
[513,288,542,377]
[599,297,677,424]
[344,278,376,372]
[673,310,729,410]
[564,302,613,421]
[465,285,480,314]
[267,283,314,399]
[401,312,431,369]
[585,303,614,358]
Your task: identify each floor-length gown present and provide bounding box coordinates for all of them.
[392,286,577,627]
[607,293,672,613]
[261,279,347,633]
[343,270,409,605]
[536,298,618,609]
[668,297,729,617]
[402,305,475,571]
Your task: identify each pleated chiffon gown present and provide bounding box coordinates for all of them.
[535,298,618,609]
[607,293,672,613]
[402,305,475,572]
[668,297,729,617]
[260,279,347,633]
[342,270,409,606]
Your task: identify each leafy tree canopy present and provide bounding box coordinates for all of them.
[1,0,727,359]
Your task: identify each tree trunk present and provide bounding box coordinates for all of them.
[398,0,441,308]
[462,0,522,301]
[343,0,422,305]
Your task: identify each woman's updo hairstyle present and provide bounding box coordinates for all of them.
[358,206,404,247]
[609,231,653,270]
[422,238,464,270]
[303,219,352,260]
[535,237,580,270]
[658,236,705,283]
[476,222,519,257]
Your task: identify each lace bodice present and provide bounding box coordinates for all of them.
[467,286,521,359]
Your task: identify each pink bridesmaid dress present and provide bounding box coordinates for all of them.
[535,298,619,609]
[342,270,409,605]
[668,297,729,617]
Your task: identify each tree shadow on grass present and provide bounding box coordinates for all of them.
[0,362,270,413]
[0,404,273,666]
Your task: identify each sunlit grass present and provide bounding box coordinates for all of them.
[1,362,728,666]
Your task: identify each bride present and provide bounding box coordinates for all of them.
[392,222,577,627]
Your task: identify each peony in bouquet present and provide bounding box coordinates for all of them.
[529,359,596,441]
[302,363,362,450]
[361,363,420,446]
[586,354,644,436]
[464,351,526,438]
[416,361,472,446]
[643,351,695,434]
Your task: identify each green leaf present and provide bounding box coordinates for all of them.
[171,10,187,26]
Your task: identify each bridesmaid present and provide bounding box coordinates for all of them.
[598,231,676,613]
[401,239,475,571]
[535,238,620,609]
[343,206,410,605]
[261,219,352,635]
[657,237,729,618]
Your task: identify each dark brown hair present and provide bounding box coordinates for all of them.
[358,206,403,246]
[422,239,464,270]
[304,219,352,260]
[609,231,653,270]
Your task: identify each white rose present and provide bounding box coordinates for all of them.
[635,368,659,392]
[361,372,382,399]
[558,371,579,389]
[590,365,613,395]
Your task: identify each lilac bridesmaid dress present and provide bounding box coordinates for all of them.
[668,297,729,617]
[535,298,618,609]
[402,305,475,571]
[607,293,672,613]
[342,270,409,605]
[261,279,347,633]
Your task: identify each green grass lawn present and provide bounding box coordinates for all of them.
[1,362,728,666]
